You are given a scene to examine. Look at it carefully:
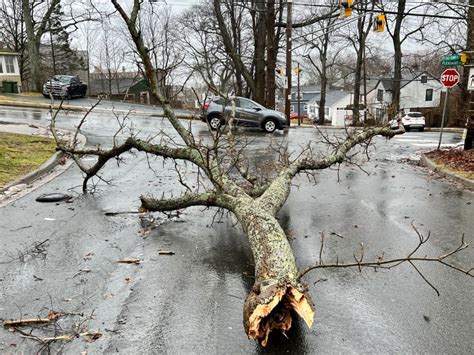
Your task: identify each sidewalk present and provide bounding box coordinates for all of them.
[421,151,474,190]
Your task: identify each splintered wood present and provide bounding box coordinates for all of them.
[246,285,314,347]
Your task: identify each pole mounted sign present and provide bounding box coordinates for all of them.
[440,68,460,88]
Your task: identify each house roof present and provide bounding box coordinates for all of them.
[369,71,440,93]
[291,85,320,94]
[307,90,351,107]
[400,71,440,89]
[0,48,19,56]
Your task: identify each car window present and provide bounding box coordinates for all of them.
[408,113,423,117]
[238,98,261,109]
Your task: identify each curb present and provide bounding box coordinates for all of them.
[0,124,87,206]
[0,98,197,120]
[420,153,474,190]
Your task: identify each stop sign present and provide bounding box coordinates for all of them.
[441,68,460,87]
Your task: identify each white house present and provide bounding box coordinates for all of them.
[307,90,352,124]
[0,48,21,93]
[366,72,442,123]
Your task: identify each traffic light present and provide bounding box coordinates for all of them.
[460,52,468,65]
[276,67,283,76]
[340,0,353,17]
[295,66,302,76]
[373,14,385,32]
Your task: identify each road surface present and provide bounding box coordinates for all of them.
[0,106,472,354]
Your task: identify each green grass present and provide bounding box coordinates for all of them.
[0,132,57,187]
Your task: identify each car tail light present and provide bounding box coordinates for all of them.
[203,103,209,109]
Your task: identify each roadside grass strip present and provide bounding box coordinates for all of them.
[0,132,56,187]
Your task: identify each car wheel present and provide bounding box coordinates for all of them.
[263,119,277,133]
[419,126,424,132]
[404,125,410,132]
[208,116,222,130]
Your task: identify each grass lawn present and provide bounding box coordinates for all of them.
[0,132,57,187]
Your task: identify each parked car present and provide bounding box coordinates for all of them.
[42,75,87,99]
[203,96,287,133]
[399,111,425,131]
[290,112,308,120]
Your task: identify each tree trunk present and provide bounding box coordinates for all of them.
[353,28,364,124]
[234,198,314,346]
[391,0,406,120]
[318,31,329,125]
[229,0,243,96]
[22,0,40,92]
[460,0,474,125]
[265,0,277,108]
[253,0,266,104]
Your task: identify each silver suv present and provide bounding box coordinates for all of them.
[204,96,287,133]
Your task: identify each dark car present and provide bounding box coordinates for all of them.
[204,96,287,133]
[43,75,87,99]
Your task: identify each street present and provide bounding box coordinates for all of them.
[0,105,472,354]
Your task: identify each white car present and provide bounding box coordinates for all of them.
[400,112,425,131]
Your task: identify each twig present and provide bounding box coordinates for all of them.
[3,318,52,327]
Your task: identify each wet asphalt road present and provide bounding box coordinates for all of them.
[0,106,472,354]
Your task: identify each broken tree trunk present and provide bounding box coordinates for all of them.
[234,197,314,346]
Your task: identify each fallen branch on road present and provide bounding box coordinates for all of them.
[299,225,473,296]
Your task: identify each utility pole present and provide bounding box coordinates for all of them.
[297,63,301,126]
[463,0,474,150]
[285,0,293,127]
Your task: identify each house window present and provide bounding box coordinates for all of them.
[290,105,294,113]
[303,104,308,112]
[377,89,383,102]
[0,59,3,73]
[5,56,15,73]
[425,89,433,101]
[376,108,384,121]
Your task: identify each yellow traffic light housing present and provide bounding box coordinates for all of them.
[373,14,385,32]
[460,52,468,65]
[340,0,353,17]
[295,66,302,76]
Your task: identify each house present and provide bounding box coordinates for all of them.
[306,90,352,124]
[366,72,443,123]
[0,49,21,93]
[290,85,320,116]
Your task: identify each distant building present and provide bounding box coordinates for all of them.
[290,85,320,116]
[366,71,442,123]
[306,90,352,125]
[0,48,21,93]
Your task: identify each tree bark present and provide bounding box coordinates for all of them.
[391,0,406,119]
[22,0,60,92]
[235,198,314,346]
[253,0,267,104]
[460,0,474,125]
[265,0,277,108]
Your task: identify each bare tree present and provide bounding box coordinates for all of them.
[21,0,60,92]
[299,0,340,125]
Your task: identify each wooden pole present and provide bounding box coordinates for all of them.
[285,0,293,127]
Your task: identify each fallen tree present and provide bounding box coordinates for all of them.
[48,0,472,347]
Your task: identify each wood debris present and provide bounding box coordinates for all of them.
[158,250,175,255]
[115,257,141,264]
